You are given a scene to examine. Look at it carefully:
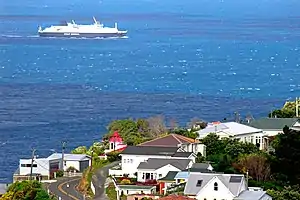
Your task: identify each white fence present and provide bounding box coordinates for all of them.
[108,169,123,177]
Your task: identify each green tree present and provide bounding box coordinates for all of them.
[71,146,88,154]
[272,128,300,184]
[267,186,300,200]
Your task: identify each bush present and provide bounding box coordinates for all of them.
[56,170,64,177]
[120,179,131,185]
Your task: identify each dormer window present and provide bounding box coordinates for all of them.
[214,182,218,191]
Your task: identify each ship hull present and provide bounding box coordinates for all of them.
[38,32,127,38]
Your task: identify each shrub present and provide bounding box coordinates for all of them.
[120,179,131,185]
[56,170,64,177]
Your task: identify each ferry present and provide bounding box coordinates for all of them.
[38,17,127,38]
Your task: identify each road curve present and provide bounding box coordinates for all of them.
[92,161,120,200]
[48,176,85,200]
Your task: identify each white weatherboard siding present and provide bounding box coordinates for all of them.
[121,154,169,176]
[179,143,206,157]
[196,177,234,200]
[64,160,80,171]
[121,154,189,176]
[19,159,50,177]
[137,164,181,182]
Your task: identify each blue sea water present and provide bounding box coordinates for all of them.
[0,0,300,183]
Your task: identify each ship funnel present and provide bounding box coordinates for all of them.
[115,22,118,29]
[38,26,42,32]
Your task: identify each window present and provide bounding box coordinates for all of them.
[21,164,37,168]
[123,159,126,163]
[159,174,162,178]
[214,182,218,191]
[135,198,138,200]
[196,180,203,187]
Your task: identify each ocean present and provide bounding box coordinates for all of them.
[0,0,300,183]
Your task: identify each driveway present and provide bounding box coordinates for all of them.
[48,176,86,200]
[92,161,120,200]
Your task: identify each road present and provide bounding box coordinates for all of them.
[92,161,120,200]
[48,176,85,200]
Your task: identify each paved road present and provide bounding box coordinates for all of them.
[48,176,85,200]
[92,161,120,200]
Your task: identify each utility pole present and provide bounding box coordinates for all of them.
[61,141,66,171]
[296,97,300,117]
[30,148,36,180]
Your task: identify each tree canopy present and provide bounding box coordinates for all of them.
[0,181,54,200]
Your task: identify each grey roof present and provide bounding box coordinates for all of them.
[172,152,194,158]
[121,146,178,156]
[47,153,90,161]
[234,190,268,200]
[159,171,178,181]
[0,184,8,194]
[137,158,191,170]
[248,118,299,130]
[192,163,210,169]
[184,173,244,196]
[118,185,155,190]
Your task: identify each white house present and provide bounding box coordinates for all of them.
[184,172,272,200]
[13,153,91,182]
[109,146,196,177]
[196,122,268,150]
[47,153,91,172]
[138,133,206,157]
[104,131,127,154]
[137,158,192,182]
[247,118,300,136]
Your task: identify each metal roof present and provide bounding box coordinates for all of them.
[234,190,268,200]
[121,146,178,156]
[137,158,191,170]
[47,153,90,161]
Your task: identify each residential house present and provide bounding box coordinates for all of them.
[109,146,196,177]
[115,185,156,200]
[247,118,300,136]
[158,195,196,200]
[47,153,91,172]
[196,122,268,150]
[184,172,272,200]
[13,157,60,182]
[13,153,91,182]
[104,131,127,154]
[139,134,206,157]
[158,171,178,194]
[158,163,215,195]
[137,158,193,182]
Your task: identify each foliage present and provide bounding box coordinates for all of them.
[71,146,88,154]
[233,153,271,182]
[186,117,208,130]
[66,166,78,173]
[0,180,53,200]
[120,179,131,185]
[202,133,259,160]
[106,152,121,163]
[268,109,295,118]
[106,183,117,200]
[272,128,300,185]
[141,198,154,200]
[268,102,296,118]
[106,117,168,145]
[267,186,300,200]
[87,142,105,157]
[195,152,205,163]
[56,170,64,177]
[172,128,198,139]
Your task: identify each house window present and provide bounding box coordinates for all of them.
[123,159,126,163]
[127,190,129,194]
[159,174,162,178]
[196,180,203,187]
[21,164,37,167]
[135,198,138,200]
[214,182,218,191]
[142,173,145,179]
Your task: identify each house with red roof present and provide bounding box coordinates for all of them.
[104,131,127,154]
[138,134,206,157]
